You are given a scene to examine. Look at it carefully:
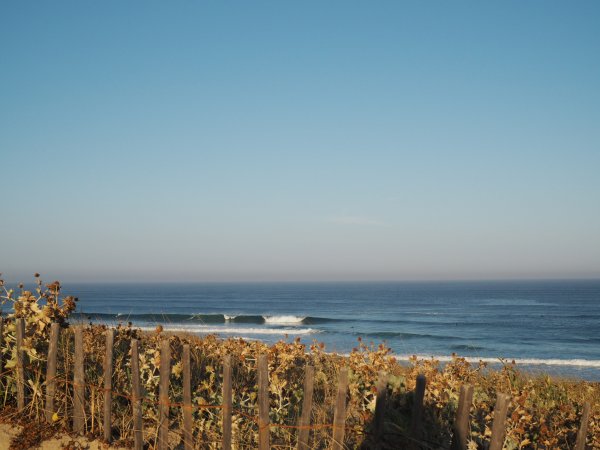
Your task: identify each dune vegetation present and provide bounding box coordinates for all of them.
[0,276,597,449]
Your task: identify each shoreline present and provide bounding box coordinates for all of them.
[68,314,600,382]
[142,325,600,383]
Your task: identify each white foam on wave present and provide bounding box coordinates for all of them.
[263,315,306,324]
[223,315,237,321]
[139,325,316,336]
[394,355,600,368]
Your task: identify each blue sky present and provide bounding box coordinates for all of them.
[1,1,599,282]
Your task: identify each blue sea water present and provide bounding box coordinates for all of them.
[64,280,600,380]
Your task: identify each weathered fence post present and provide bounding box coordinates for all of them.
[409,374,427,449]
[450,384,474,450]
[183,344,193,450]
[45,322,60,422]
[158,339,171,450]
[257,354,270,450]
[73,326,85,433]
[489,393,510,450]
[130,339,144,450]
[575,402,591,450]
[332,367,349,450]
[222,354,233,450]
[373,371,388,444]
[297,365,315,450]
[0,316,4,380]
[16,318,26,412]
[103,328,114,442]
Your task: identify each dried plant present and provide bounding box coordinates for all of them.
[0,275,597,449]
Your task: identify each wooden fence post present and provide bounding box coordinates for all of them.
[73,326,85,433]
[257,354,270,450]
[575,402,591,450]
[16,318,26,412]
[130,339,144,450]
[45,323,60,422]
[331,367,349,450]
[158,339,171,450]
[183,344,193,450]
[489,393,510,450]
[222,354,233,450]
[0,317,4,381]
[103,328,114,442]
[409,373,426,449]
[297,365,315,450]
[373,371,388,444]
[450,384,474,450]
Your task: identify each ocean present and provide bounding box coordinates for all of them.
[65,280,600,380]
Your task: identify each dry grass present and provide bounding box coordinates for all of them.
[0,277,598,449]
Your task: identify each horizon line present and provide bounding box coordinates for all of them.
[3,276,600,285]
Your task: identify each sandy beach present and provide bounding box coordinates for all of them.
[0,422,129,450]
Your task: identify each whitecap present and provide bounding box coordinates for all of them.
[262,315,306,324]
[394,355,600,368]
[139,325,316,336]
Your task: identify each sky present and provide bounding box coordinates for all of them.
[1,1,599,282]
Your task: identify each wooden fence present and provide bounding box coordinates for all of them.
[0,318,593,449]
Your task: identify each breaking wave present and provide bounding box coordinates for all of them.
[263,315,306,324]
[137,325,317,336]
[394,355,600,368]
[74,312,340,325]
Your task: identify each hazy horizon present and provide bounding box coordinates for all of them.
[2,274,600,286]
[2,2,599,282]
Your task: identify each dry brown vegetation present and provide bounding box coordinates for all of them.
[0,276,598,449]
